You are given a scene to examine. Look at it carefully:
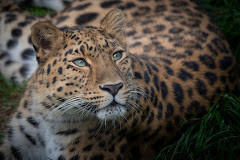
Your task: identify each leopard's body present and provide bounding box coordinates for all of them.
[0,0,238,160]
[0,0,74,11]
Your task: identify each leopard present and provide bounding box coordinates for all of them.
[0,0,239,160]
[2,0,237,85]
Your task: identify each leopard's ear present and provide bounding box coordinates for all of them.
[101,9,127,46]
[31,21,65,64]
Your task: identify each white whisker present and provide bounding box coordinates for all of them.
[94,121,104,136]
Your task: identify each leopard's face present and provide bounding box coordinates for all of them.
[30,11,134,121]
[33,28,133,121]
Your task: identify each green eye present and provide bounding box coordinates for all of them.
[72,58,88,67]
[113,51,123,61]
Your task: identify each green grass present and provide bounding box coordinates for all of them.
[154,94,240,160]
[0,73,25,108]
[19,3,53,16]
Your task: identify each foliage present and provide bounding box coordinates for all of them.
[155,94,240,160]
[19,3,53,16]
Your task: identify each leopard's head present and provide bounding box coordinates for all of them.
[30,9,135,121]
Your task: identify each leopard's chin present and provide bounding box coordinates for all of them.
[96,103,127,120]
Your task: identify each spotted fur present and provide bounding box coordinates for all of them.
[0,0,239,160]
[1,0,74,11]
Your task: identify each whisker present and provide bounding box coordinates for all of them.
[94,121,104,136]
[128,100,140,111]
[120,113,128,122]
[46,96,87,119]
[105,118,107,130]
[56,100,88,120]
[127,102,138,113]
[118,117,121,130]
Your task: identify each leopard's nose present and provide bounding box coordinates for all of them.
[99,82,123,96]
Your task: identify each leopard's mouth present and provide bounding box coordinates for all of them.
[95,100,127,120]
[76,99,127,120]
[108,100,119,107]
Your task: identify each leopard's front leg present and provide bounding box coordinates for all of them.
[0,112,46,160]
[54,132,130,160]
